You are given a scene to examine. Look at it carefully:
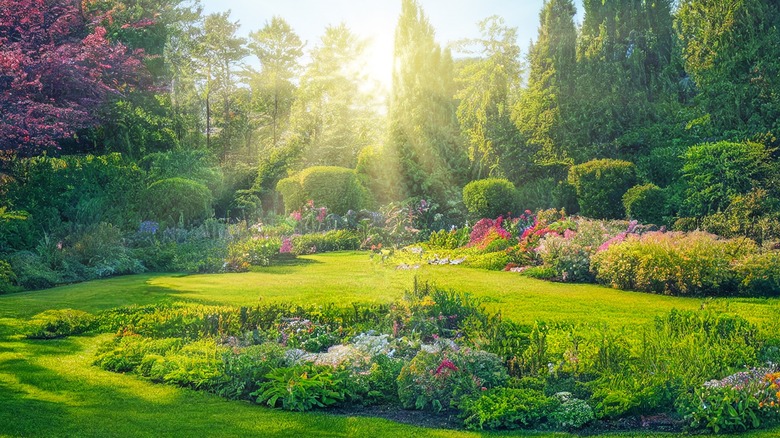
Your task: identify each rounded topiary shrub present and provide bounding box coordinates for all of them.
[462,178,517,219]
[568,159,637,219]
[623,183,666,225]
[276,166,371,215]
[145,178,213,226]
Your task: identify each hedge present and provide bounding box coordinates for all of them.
[276,166,371,215]
[568,159,636,220]
[462,178,517,220]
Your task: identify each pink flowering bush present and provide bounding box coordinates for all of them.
[397,347,508,412]
[535,219,628,282]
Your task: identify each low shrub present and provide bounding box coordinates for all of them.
[7,251,61,290]
[466,252,510,271]
[149,339,228,390]
[462,179,517,220]
[623,183,666,225]
[226,237,282,271]
[459,387,559,430]
[277,167,371,215]
[26,309,97,339]
[397,348,508,412]
[290,230,360,255]
[678,367,780,433]
[520,266,557,280]
[219,343,291,400]
[427,227,470,250]
[735,252,780,297]
[0,259,16,294]
[592,232,757,296]
[548,395,595,430]
[144,177,213,226]
[568,159,637,219]
[253,363,352,411]
[94,336,184,373]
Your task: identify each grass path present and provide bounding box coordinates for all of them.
[1,252,779,437]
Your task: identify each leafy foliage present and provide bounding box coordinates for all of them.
[0,0,147,155]
[145,178,213,226]
[462,178,517,220]
[568,159,637,219]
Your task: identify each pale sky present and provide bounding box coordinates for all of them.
[200,1,582,91]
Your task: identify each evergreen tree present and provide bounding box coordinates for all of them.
[677,0,780,139]
[455,16,524,181]
[572,0,678,159]
[512,0,577,167]
[193,12,247,158]
[386,0,466,204]
[247,17,304,151]
[286,24,381,169]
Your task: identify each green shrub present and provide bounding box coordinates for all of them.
[219,343,290,400]
[5,154,144,237]
[623,183,666,224]
[291,230,360,255]
[253,364,352,411]
[7,251,61,290]
[735,252,780,297]
[94,336,185,373]
[682,141,771,216]
[68,223,145,278]
[568,159,637,219]
[520,266,557,280]
[459,387,559,430]
[226,237,283,270]
[153,339,228,390]
[677,367,780,434]
[548,396,595,430]
[465,252,510,271]
[462,178,517,220]
[592,232,757,296]
[514,178,555,212]
[145,178,213,226]
[397,348,508,412]
[26,309,97,339]
[427,227,470,250]
[277,166,371,215]
[0,259,16,294]
[700,189,780,245]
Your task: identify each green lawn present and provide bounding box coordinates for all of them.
[1,252,779,437]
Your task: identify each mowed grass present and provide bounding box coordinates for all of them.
[1,251,780,437]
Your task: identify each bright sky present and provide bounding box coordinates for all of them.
[200,0,582,91]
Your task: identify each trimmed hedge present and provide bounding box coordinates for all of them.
[568,159,636,220]
[145,178,212,226]
[462,178,517,220]
[623,184,666,225]
[277,166,371,215]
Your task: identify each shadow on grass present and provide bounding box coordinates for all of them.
[0,335,402,437]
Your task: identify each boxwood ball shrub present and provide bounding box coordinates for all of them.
[623,183,666,225]
[568,159,637,219]
[145,178,213,226]
[462,178,517,220]
[277,166,372,215]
